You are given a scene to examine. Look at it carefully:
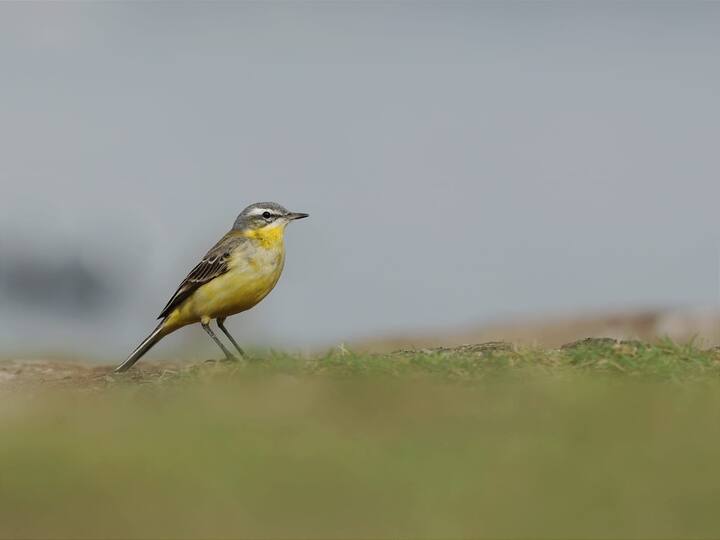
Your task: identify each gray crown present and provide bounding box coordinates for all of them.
[233,202,290,229]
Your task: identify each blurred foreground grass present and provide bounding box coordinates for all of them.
[2,339,720,539]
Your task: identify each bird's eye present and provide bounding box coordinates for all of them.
[262,211,271,219]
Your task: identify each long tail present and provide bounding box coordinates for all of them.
[115,322,167,373]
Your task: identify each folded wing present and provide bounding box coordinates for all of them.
[158,233,245,319]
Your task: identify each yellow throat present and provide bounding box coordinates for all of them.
[241,222,286,249]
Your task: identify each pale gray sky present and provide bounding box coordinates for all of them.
[1,2,719,359]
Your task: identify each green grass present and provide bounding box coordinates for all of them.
[3,339,720,539]
[233,338,720,381]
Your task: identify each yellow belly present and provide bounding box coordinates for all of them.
[163,244,285,331]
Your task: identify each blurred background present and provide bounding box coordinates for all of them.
[1,1,720,360]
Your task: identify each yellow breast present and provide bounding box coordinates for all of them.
[164,226,287,330]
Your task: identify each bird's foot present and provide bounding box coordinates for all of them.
[203,356,236,365]
[203,355,248,367]
[204,355,245,364]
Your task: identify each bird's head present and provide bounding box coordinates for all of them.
[232,202,309,236]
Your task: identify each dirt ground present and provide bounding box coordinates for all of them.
[0,358,190,390]
[2,330,716,391]
[5,309,718,391]
[0,346,514,390]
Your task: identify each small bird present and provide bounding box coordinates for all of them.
[115,202,308,372]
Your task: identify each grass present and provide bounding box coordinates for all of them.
[2,338,720,539]
[230,338,720,381]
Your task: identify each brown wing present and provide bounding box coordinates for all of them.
[157,232,243,319]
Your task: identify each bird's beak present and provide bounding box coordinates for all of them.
[287,212,309,220]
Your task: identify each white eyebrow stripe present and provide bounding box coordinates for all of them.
[247,207,274,216]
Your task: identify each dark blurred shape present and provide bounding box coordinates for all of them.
[0,253,117,315]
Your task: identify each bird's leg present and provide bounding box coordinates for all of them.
[201,320,237,362]
[217,317,246,358]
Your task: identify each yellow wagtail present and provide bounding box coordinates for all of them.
[115,202,308,372]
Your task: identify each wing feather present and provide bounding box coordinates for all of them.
[157,232,244,319]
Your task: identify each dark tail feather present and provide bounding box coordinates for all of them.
[115,322,167,373]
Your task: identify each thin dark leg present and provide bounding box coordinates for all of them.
[217,317,246,357]
[201,321,237,361]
